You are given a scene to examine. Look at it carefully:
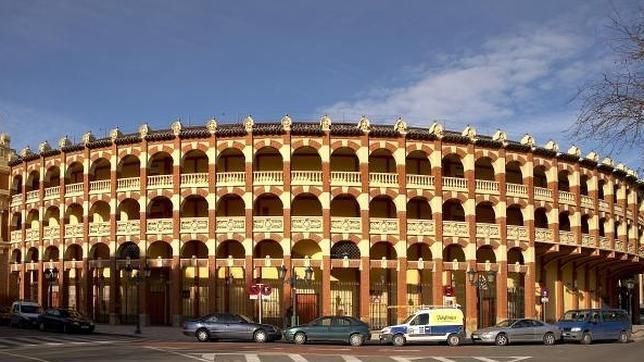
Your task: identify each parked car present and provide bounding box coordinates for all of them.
[284,316,370,346]
[557,309,631,344]
[379,306,465,346]
[471,319,561,346]
[182,313,281,343]
[8,300,42,328]
[37,308,95,333]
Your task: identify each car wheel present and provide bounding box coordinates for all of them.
[392,334,405,346]
[543,332,556,345]
[580,332,592,345]
[495,333,508,346]
[447,333,461,347]
[254,329,267,343]
[196,328,210,342]
[39,322,45,331]
[293,332,306,345]
[618,330,629,343]
[349,333,363,347]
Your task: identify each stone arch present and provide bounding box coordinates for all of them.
[44,206,60,226]
[508,247,524,265]
[558,170,570,191]
[43,245,59,261]
[89,157,111,181]
[535,207,549,228]
[475,157,495,180]
[254,239,283,258]
[559,211,571,231]
[442,199,465,221]
[443,244,465,262]
[330,147,359,172]
[254,193,283,216]
[442,153,464,178]
[370,242,397,259]
[216,240,245,258]
[89,200,111,222]
[65,244,83,261]
[254,146,283,171]
[216,194,245,216]
[369,148,396,173]
[534,165,548,188]
[11,212,22,230]
[292,146,322,170]
[181,149,208,173]
[148,196,173,218]
[506,161,523,184]
[26,170,40,191]
[581,214,591,234]
[330,240,361,259]
[331,194,360,217]
[475,201,496,223]
[181,240,208,258]
[476,245,496,263]
[406,150,431,175]
[291,193,322,216]
[11,249,22,264]
[292,239,322,259]
[26,247,39,262]
[407,197,432,219]
[507,204,524,226]
[181,195,209,217]
[149,151,173,175]
[148,241,172,259]
[369,195,397,218]
[117,242,140,260]
[11,174,23,194]
[44,165,60,188]
[89,243,110,260]
[117,155,140,178]
[117,198,140,220]
[26,209,40,229]
[65,161,84,184]
[216,148,245,172]
[407,243,432,261]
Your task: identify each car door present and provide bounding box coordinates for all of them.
[204,314,225,339]
[230,314,255,340]
[529,319,548,341]
[307,317,332,341]
[330,317,352,342]
[601,311,620,340]
[508,319,534,342]
[407,313,430,341]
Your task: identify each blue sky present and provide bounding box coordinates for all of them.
[0,0,641,170]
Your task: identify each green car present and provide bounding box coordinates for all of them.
[284,316,371,346]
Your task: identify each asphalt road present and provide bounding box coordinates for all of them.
[0,326,642,362]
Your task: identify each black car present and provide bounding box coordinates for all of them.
[37,308,95,333]
[182,313,281,343]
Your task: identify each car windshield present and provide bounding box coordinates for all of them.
[21,306,42,314]
[561,311,589,322]
[59,310,81,318]
[238,314,254,323]
[402,314,416,325]
[495,319,517,327]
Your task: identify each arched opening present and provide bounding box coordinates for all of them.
[148,241,172,259]
[11,249,22,264]
[291,193,322,216]
[65,244,83,310]
[507,248,525,319]
[254,239,283,259]
[117,242,140,260]
[369,149,396,173]
[216,148,245,172]
[26,170,40,192]
[508,248,524,265]
[117,155,140,179]
[89,158,111,181]
[442,154,464,178]
[11,175,23,195]
[559,212,571,231]
[558,170,570,192]
[476,246,496,263]
[181,150,208,174]
[406,150,431,175]
[117,199,140,221]
[330,240,361,318]
[89,201,110,223]
[369,195,397,218]
[407,197,432,219]
[535,208,548,228]
[534,166,548,188]
[580,175,589,195]
[214,239,247,317]
[599,217,606,237]
[26,209,39,229]
[65,162,84,184]
[148,196,173,218]
[254,194,283,216]
[475,157,495,181]
[26,247,39,263]
[613,184,619,203]
[476,245,497,328]
[330,147,359,172]
[292,147,322,171]
[181,239,209,319]
[442,199,465,221]
[369,242,398,328]
[254,147,282,171]
[181,240,209,258]
[148,152,173,176]
[44,166,60,188]
[253,239,284,325]
[65,244,82,261]
[292,239,323,259]
[216,194,245,216]
[180,195,208,217]
[43,245,60,262]
[11,212,22,231]
[507,205,524,226]
[505,161,523,185]
[330,194,360,217]
[331,241,361,259]
[89,243,109,260]
[216,240,245,259]
[443,244,466,316]
[598,180,606,200]
[475,202,496,223]
[44,206,60,227]
[581,215,590,234]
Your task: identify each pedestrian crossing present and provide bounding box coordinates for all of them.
[0,334,135,350]
[179,352,532,362]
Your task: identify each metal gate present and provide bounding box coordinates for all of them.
[369,280,397,329]
[407,283,433,312]
[330,281,359,318]
[253,279,282,327]
[294,279,321,325]
[507,286,525,319]
[215,278,250,317]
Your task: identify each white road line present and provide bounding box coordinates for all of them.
[432,357,457,362]
[391,357,415,362]
[144,346,211,362]
[245,354,261,362]
[0,349,53,362]
[342,356,362,362]
[289,353,309,362]
[472,358,500,362]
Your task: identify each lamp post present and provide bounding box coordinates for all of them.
[626,279,635,321]
[278,264,313,328]
[124,258,151,334]
[44,261,59,309]
[467,268,496,329]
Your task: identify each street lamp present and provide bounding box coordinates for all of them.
[124,258,151,334]
[626,279,635,321]
[278,263,313,328]
[44,261,59,309]
[467,268,496,329]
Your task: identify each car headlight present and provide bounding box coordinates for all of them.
[73,322,80,326]
[481,332,495,337]
[570,327,581,332]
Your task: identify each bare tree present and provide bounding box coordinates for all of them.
[573,9,644,162]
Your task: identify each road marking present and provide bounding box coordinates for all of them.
[0,350,53,362]
[391,357,415,362]
[245,354,261,362]
[144,346,211,362]
[432,357,457,362]
[289,353,309,362]
[342,356,362,362]
[473,358,500,362]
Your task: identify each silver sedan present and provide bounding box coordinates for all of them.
[471,319,561,346]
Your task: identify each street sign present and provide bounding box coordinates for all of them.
[541,297,549,303]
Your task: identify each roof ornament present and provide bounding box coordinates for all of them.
[601,157,614,167]
[170,119,182,136]
[280,114,292,131]
[394,117,408,134]
[0,133,10,146]
[7,149,17,161]
[139,123,150,138]
[520,133,535,147]
[19,146,33,157]
[428,121,444,138]
[357,115,371,133]
[567,145,581,158]
[110,127,123,141]
[492,129,507,144]
[319,114,331,131]
[585,151,599,162]
[243,115,254,132]
[206,118,218,134]
[82,131,95,145]
[59,135,71,148]
[544,139,559,153]
[462,125,477,141]
[38,141,51,153]
[615,163,625,171]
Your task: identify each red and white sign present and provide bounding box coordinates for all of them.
[249,283,272,299]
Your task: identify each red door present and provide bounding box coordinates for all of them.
[296,294,319,324]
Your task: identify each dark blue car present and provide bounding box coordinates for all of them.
[557,309,631,344]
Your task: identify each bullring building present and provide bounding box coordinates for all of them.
[0,115,642,334]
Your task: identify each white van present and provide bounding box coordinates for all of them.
[9,301,43,328]
[379,306,465,346]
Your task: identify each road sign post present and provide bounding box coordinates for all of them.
[541,289,549,322]
[249,283,272,324]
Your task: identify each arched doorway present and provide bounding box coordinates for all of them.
[291,239,323,324]
[181,240,209,319]
[476,246,497,328]
[89,243,110,323]
[406,243,433,312]
[215,240,248,317]
[253,239,284,326]
[330,240,361,318]
[369,242,398,329]
[507,248,525,319]
[147,241,172,326]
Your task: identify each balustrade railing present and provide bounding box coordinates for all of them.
[442,177,467,191]
[253,171,283,185]
[506,183,527,197]
[534,187,552,200]
[291,216,323,232]
[89,180,111,194]
[506,225,529,241]
[291,171,323,185]
[406,174,434,188]
[369,218,399,234]
[330,171,361,186]
[558,191,575,204]
[181,173,209,187]
[369,172,398,187]
[330,217,362,233]
[407,219,435,236]
[44,186,60,199]
[216,172,245,186]
[11,194,22,205]
[475,179,499,193]
[117,177,140,191]
[26,190,40,202]
[65,182,83,196]
[147,175,173,189]
[580,195,593,208]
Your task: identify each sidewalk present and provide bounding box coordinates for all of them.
[93,323,193,341]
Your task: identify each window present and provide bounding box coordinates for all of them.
[411,313,429,326]
[602,311,618,322]
[312,317,333,327]
[513,320,532,328]
[206,315,219,323]
[530,320,544,327]
[333,318,352,326]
